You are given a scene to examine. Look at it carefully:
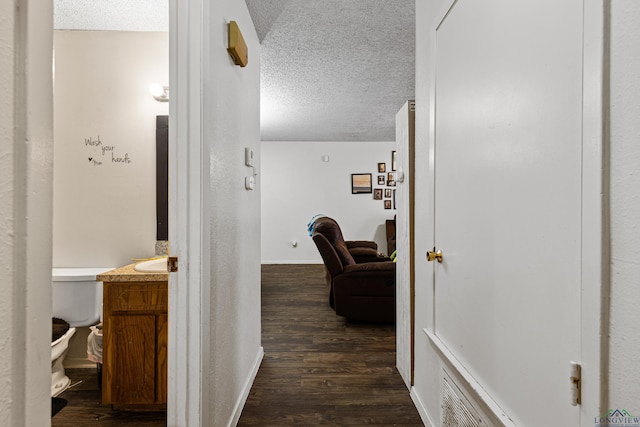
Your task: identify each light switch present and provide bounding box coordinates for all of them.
[245,147,254,167]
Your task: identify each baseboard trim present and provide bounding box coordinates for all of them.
[64,357,97,369]
[410,387,436,427]
[228,346,264,427]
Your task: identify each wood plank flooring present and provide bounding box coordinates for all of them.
[238,264,421,426]
[51,367,166,426]
[52,264,422,426]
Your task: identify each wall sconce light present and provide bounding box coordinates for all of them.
[149,83,169,102]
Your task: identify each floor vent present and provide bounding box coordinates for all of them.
[442,370,486,427]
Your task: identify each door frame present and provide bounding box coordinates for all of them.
[167,0,206,424]
[13,1,200,425]
[423,0,608,422]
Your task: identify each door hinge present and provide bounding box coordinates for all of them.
[168,256,179,272]
[570,361,581,406]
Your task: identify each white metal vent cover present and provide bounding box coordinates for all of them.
[442,369,487,427]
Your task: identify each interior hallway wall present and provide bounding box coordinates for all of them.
[261,141,397,263]
[53,31,169,269]
[1,0,54,425]
[609,0,640,411]
[200,2,263,425]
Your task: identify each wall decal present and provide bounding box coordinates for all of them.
[84,135,132,166]
[111,153,132,164]
[85,136,102,147]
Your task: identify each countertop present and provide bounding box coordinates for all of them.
[96,263,168,283]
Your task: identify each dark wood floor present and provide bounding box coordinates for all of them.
[53,264,422,426]
[51,367,166,426]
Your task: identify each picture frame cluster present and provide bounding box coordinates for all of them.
[350,150,397,210]
[373,151,396,210]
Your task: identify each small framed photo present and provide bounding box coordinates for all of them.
[392,151,397,171]
[384,200,392,209]
[385,188,392,198]
[351,173,372,194]
[378,175,385,185]
[378,163,386,173]
[387,172,395,186]
[373,188,383,200]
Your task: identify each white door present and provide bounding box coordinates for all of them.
[432,0,582,424]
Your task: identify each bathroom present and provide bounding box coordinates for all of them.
[51,9,169,385]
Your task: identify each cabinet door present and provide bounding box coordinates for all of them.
[156,314,168,403]
[104,314,157,404]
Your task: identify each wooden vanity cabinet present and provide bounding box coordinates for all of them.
[102,280,168,407]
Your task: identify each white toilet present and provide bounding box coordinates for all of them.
[51,267,113,397]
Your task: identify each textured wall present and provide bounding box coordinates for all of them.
[0,0,17,420]
[0,1,54,426]
[201,2,263,425]
[53,31,169,268]
[609,0,640,412]
[261,141,397,263]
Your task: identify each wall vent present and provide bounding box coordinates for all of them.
[442,370,486,427]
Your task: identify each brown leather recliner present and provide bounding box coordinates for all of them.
[311,216,395,323]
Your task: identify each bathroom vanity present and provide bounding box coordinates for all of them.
[96,264,168,408]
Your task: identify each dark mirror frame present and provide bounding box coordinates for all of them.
[156,115,169,241]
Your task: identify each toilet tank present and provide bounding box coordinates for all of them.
[52,267,114,327]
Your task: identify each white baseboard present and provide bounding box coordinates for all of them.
[228,346,264,427]
[410,387,436,427]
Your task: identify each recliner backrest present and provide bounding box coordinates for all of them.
[312,217,355,267]
[312,233,344,277]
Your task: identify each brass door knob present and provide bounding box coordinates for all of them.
[426,249,443,263]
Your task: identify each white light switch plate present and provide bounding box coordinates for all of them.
[245,147,254,167]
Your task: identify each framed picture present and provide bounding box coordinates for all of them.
[387,172,395,186]
[385,188,392,198]
[378,175,385,185]
[373,188,383,200]
[392,151,397,171]
[384,200,392,209]
[351,173,372,194]
[378,162,386,173]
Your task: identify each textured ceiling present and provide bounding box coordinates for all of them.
[248,0,415,141]
[54,0,168,31]
[54,0,415,142]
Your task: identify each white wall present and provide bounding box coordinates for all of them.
[200,2,263,425]
[261,141,397,263]
[53,31,169,268]
[609,0,640,412]
[1,0,53,426]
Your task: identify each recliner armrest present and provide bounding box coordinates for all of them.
[349,246,390,263]
[346,240,377,250]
